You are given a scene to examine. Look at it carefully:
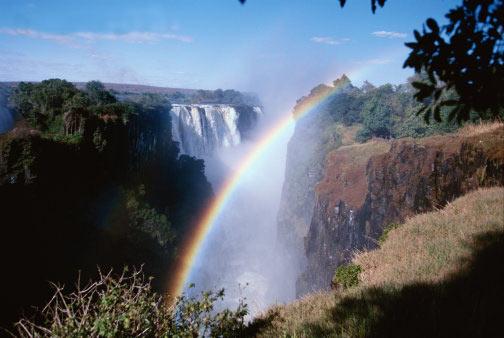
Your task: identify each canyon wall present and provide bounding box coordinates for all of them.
[297,125,504,295]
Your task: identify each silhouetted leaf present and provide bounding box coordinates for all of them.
[426,18,439,33]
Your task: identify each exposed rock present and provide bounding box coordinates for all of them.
[297,125,504,295]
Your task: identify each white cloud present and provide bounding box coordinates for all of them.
[74,31,193,43]
[0,28,75,46]
[371,31,407,39]
[311,36,350,45]
[0,28,193,46]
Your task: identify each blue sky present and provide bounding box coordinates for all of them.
[0,0,459,97]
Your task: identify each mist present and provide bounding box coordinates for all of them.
[185,75,310,315]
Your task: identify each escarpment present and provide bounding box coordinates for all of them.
[297,124,504,295]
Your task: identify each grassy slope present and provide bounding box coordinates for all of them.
[256,187,504,337]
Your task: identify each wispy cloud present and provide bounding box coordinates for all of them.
[0,28,193,47]
[74,32,193,43]
[311,36,350,45]
[371,31,407,39]
[0,28,75,46]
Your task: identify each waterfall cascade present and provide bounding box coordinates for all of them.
[170,104,262,157]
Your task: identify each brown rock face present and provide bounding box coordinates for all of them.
[297,125,504,296]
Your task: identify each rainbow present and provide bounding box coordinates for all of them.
[166,75,355,298]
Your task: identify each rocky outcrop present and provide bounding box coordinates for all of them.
[297,124,504,295]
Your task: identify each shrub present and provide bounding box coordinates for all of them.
[15,268,248,337]
[332,263,362,290]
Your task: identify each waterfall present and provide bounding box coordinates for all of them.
[170,104,262,157]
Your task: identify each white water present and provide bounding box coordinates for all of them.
[170,104,263,158]
[176,102,296,316]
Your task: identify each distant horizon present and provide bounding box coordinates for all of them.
[0,73,412,93]
[1,0,458,103]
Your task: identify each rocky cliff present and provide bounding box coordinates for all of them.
[276,78,358,281]
[297,123,504,295]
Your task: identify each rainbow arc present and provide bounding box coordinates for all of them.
[167,75,356,298]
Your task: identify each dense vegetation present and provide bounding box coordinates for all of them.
[15,268,251,337]
[0,79,212,330]
[116,87,261,106]
[300,75,460,145]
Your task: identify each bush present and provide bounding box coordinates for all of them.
[332,263,362,290]
[15,268,249,337]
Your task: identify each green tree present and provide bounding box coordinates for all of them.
[405,0,504,122]
[357,85,394,141]
[86,80,117,105]
[11,79,79,131]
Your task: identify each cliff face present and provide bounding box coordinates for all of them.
[276,100,339,279]
[276,77,365,282]
[297,124,504,295]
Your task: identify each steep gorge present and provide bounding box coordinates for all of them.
[0,80,263,328]
[298,124,504,294]
[276,76,504,298]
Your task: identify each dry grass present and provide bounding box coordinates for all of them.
[256,292,337,338]
[355,187,504,286]
[456,120,503,137]
[255,187,504,337]
[335,124,362,146]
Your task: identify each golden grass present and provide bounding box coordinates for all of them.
[355,187,504,286]
[255,187,504,337]
[456,120,503,137]
[259,292,337,337]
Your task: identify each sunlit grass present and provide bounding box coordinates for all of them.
[255,187,504,337]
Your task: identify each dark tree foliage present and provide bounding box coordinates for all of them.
[86,80,117,105]
[240,0,386,13]
[11,79,79,130]
[0,80,213,330]
[405,0,504,123]
[338,0,386,13]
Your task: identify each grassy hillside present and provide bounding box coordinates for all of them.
[256,187,504,337]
